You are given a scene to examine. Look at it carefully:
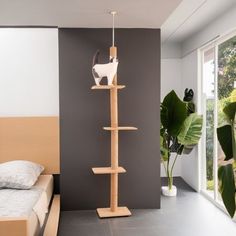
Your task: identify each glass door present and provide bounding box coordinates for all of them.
[201,47,216,198]
[201,34,236,205]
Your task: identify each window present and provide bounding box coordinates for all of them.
[200,33,236,206]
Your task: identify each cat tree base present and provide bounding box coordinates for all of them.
[96,207,131,218]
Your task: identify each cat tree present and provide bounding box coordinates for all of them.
[91,12,137,218]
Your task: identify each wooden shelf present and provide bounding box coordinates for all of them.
[91,85,126,90]
[103,126,138,131]
[97,207,131,218]
[92,167,126,174]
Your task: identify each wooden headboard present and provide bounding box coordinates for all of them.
[0,117,60,174]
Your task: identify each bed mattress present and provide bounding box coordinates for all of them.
[0,175,53,235]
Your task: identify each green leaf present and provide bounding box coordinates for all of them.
[182,145,195,154]
[217,125,233,161]
[187,102,195,115]
[161,90,187,136]
[160,105,168,129]
[161,146,169,162]
[218,164,236,218]
[223,102,236,122]
[177,113,203,146]
[160,135,169,161]
[169,137,184,154]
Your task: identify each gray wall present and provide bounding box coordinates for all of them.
[59,28,160,210]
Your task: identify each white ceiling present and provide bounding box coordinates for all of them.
[0,0,182,28]
[161,0,236,43]
[1,0,234,44]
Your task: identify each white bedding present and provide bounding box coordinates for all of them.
[0,188,42,217]
[0,175,53,228]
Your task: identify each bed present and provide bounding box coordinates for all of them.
[0,117,60,236]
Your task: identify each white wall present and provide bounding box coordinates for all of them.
[161,54,182,177]
[161,58,182,98]
[161,52,201,186]
[0,28,59,117]
[180,51,200,190]
[161,41,182,59]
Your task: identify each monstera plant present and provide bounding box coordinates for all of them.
[160,90,203,196]
[217,101,236,218]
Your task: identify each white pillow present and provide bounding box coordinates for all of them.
[0,160,44,189]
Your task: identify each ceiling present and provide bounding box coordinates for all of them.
[161,0,236,43]
[1,0,234,44]
[0,0,182,28]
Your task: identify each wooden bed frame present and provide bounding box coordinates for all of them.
[0,117,60,236]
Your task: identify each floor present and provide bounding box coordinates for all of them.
[58,178,236,236]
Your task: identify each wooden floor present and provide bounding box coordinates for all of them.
[58,178,236,236]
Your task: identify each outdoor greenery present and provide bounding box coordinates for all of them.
[160,90,203,190]
[217,101,236,218]
[206,36,236,190]
[218,36,236,99]
[206,99,214,188]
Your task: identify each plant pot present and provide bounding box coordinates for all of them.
[161,185,177,197]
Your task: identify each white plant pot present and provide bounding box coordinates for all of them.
[161,185,177,197]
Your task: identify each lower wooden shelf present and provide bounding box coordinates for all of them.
[92,167,126,174]
[97,207,131,218]
[103,126,138,131]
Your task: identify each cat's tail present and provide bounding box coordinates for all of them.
[92,50,100,67]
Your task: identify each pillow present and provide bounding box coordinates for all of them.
[0,160,44,189]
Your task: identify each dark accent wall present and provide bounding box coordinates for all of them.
[59,28,160,210]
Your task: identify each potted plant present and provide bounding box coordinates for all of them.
[160,90,203,196]
[217,101,236,218]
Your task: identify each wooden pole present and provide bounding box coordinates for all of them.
[110,46,118,212]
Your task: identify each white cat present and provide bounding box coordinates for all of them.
[92,50,118,86]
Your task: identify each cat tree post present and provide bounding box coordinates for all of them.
[110,46,118,212]
[91,46,137,218]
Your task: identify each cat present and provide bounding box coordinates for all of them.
[92,50,118,86]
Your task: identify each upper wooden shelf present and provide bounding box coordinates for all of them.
[92,167,126,174]
[91,85,126,90]
[103,126,138,131]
